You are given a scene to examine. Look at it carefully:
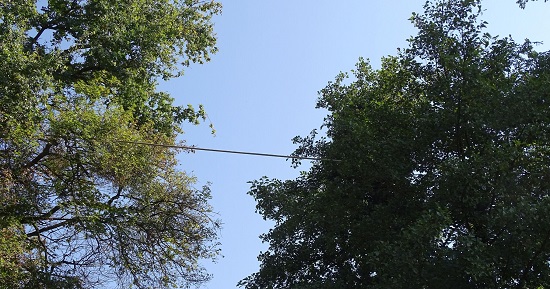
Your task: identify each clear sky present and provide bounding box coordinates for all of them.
[159,1,550,288]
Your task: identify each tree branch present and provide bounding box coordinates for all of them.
[107,186,124,206]
[22,142,53,170]
[21,205,61,223]
[26,219,75,237]
[29,24,52,47]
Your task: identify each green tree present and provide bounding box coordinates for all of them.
[0,0,221,288]
[239,0,550,288]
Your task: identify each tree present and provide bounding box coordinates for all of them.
[0,0,221,288]
[239,0,550,288]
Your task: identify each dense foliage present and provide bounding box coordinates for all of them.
[0,0,221,288]
[240,0,550,288]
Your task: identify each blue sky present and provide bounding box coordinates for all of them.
[159,1,550,288]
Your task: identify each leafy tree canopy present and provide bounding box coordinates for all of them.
[0,0,221,288]
[240,0,550,288]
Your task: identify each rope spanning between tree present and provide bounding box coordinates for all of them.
[114,140,341,162]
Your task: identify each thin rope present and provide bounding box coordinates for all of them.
[114,140,340,162]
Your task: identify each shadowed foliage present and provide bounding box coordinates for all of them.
[240,1,550,288]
